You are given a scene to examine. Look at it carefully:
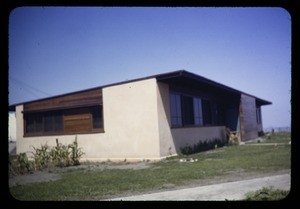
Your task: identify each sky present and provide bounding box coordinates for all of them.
[9,7,291,130]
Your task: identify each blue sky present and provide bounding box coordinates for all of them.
[9,7,291,129]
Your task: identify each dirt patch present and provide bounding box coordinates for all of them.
[9,162,151,187]
[9,171,61,187]
[62,161,151,171]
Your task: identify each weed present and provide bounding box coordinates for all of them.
[245,187,289,200]
[180,138,225,155]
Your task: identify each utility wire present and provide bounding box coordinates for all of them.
[9,77,52,99]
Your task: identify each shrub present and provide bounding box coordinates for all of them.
[10,137,85,173]
[68,136,85,166]
[50,139,71,167]
[228,136,240,146]
[32,144,52,170]
[9,152,34,175]
[245,187,289,200]
[180,138,225,155]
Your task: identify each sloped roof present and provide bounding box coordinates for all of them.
[9,70,271,110]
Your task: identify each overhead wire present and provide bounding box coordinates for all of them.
[9,76,52,99]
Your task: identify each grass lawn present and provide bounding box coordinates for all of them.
[262,132,291,144]
[9,142,291,201]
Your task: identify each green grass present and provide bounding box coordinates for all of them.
[9,144,291,200]
[244,187,289,200]
[263,132,291,143]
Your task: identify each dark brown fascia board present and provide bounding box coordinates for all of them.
[9,69,271,110]
[8,70,185,109]
[157,70,272,106]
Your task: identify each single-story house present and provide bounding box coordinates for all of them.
[9,70,271,161]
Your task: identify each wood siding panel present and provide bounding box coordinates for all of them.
[240,94,258,140]
[24,88,102,112]
[64,113,92,132]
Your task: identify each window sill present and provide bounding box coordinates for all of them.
[24,129,105,137]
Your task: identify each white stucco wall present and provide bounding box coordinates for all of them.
[156,82,175,157]
[16,78,161,161]
[9,111,16,142]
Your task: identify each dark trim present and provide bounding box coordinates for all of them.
[171,125,225,130]
[158,71,272,106]
[24,129,104,138]
[22,103,101,113]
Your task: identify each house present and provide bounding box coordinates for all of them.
[9,70,271,161]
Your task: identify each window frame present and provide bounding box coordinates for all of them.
[24,105,104,137]
[170,92,211,128]
[256,107,262,124]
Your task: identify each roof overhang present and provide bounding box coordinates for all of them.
[156,70,272,106]
[8,70,272,111]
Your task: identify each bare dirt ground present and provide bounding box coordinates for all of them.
[8,162,151,187]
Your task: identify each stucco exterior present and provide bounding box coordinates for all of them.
[9,111,16,142]
[16,78,162,161]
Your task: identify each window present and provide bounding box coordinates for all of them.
[24,105,103,136]
[256,107,262,124]
[182,96,194,125]
[202,99,212,125]
[44,112,63,132]
[170,92,207,127]
[193,97,203,125]
[25,113,43,133]
[92,106,103,129]
[170,93,182,127]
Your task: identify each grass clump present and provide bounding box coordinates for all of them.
[245,187,289,200]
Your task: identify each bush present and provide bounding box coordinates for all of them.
[245,187,289,200]
[228,136,240,146]
[180,138,225,155]
[32,144,52,170]
[9,153,34,175]
[10,137,85,174]
[68,136,84,166]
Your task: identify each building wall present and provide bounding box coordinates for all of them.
[240,94,258,140]
[16,78,161,161]
[156,82,175,157]
[156,82,227,156]
[171,126,226,152]
[9,111,16,142]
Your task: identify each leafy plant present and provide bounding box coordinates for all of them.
[9,152,34,175]
[245,187,289,200]
[180,138,225,155]
[10,137,85,173]
[68,136,85,166]
[50,139,71,167]
[32,144,51,170]
[228,136,240,146]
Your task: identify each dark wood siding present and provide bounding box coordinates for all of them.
[240,94,258,140]
[24,88,102,112]
[64,113,92,133]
